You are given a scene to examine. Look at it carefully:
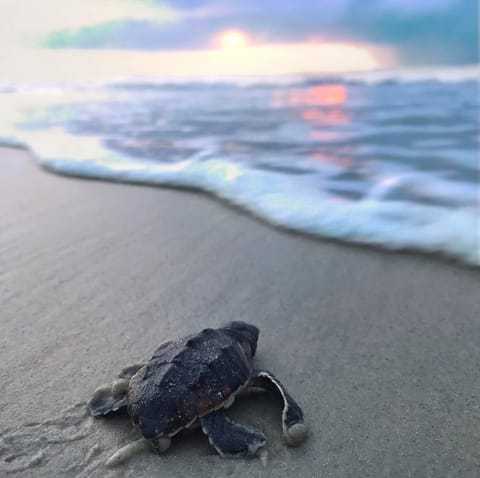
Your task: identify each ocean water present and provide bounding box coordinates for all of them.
[1,67,478,264]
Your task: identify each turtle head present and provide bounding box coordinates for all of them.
[220,321,259,359]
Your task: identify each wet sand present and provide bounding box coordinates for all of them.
[1,146,479,477]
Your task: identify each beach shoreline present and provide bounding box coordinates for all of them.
[1,146,479,477]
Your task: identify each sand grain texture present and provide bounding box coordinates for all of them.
[1,147,480,477]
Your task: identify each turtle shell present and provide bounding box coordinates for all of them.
[127,328,252,439]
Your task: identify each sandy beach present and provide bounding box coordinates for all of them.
[1,146,480,477]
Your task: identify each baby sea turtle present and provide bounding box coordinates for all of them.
[88,321,306,466]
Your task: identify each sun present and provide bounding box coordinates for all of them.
[219,30,247,49]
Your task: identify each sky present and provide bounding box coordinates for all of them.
[0,0,477,81]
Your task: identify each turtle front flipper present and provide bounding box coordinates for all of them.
[200,410,266,459]
[250,370,307,447]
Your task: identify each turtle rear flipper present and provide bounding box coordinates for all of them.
[89,362,145,417]
[250,370,307,447]
[88,379,129,416]
[200,410,266,459]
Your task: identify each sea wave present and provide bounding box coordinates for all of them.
[1,70,478,265]
[0,65,478,94]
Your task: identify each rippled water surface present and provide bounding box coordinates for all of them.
[1,68,478,264]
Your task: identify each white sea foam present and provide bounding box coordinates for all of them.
[5,126,476,266]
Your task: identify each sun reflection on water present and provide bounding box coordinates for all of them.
[273,83,352,167]
[289,84,347,106]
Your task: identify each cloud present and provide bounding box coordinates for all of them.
[41,0,478,64]
[342,0,478,64]
[0,0,177,49]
